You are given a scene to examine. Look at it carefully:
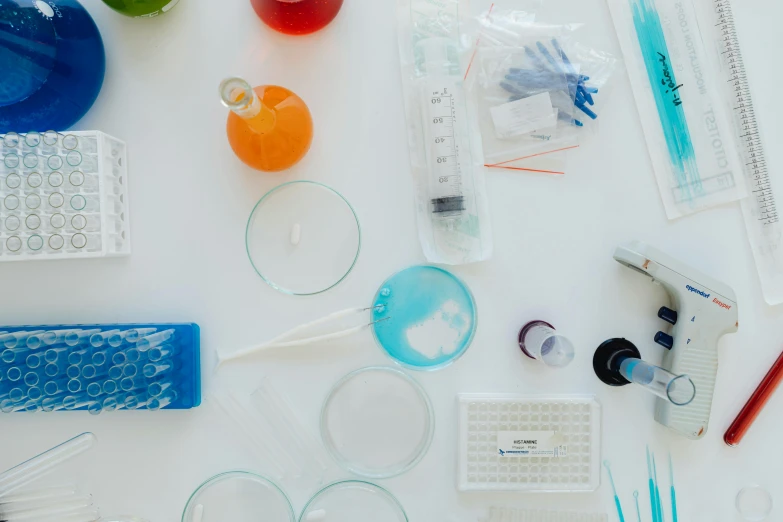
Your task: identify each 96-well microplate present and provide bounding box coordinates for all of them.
[458,394,601,492]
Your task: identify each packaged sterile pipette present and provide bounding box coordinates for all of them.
[606,0,747,219]
[396,0,493,265]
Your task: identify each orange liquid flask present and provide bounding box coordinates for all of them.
[220,77,313,172]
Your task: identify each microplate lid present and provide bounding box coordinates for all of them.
[320,366,434,479]
[371,265,477,370]
[299,481,408,522]
[245,181,360,295]
[181,471,295,522]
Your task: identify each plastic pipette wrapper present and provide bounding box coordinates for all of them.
[0,324,200,413]
[468,10,618,175]
[395,0,493,265]
[606,0,746,219]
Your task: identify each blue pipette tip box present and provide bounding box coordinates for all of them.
[0,323,201,412]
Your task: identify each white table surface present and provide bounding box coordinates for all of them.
[2,0,783,520]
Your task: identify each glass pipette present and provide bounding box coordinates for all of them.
[603,460,625,522]
[646,448,659,522]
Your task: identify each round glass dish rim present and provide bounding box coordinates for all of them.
[180,470,296,522]
[370,264,478,371]
[244,180,361,296]
[320,365,435,479]
[297,480,409,522]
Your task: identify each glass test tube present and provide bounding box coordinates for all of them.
[2,331,44,350]
[44,379,69,396]
[147,343,179,362]
[0,483,77,503]
[44,363,59,378]
[88,330,119,348]
[125,328,157,343]
[618,357,696,406]
[108,365,124,381]
[68,350,89,366]
[25,353,42,369]
[44,346,69,364]
[41,330,78,347]
[147,380,174,397]
[0,432,96,497]
[147,389,178,411]
[120,376,146,392]
[142,362,174,378]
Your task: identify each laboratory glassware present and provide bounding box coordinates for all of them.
[219,77,313,172]
[0,433,96,498]
[0,0,105,132]
[736,485,773,522]
[0,131,130,261]
[244,181,360,295]
[457,394,601,492]
[181,471,295,522]
[518,320,575,368]
[298,481,407,522]
[101,0,180,17]
[724,348,783,446]
[250,0,344,35]
[371,265,476,370]
[320,367,434,479]
[482,507,607,522]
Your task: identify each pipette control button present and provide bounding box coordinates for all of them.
[654,332,674,350]
[657,306,678,324]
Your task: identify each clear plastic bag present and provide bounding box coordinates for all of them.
[396,0,493,264]
[468,12,618,174]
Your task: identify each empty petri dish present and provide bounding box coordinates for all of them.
[245,181,360,295]
[321,366,434,478]
[737,485,773,521]
[299,481,408,522]
[181,471,295,522]
[371,265,477,370]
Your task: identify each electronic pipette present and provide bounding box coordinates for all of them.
[613,241,738,439]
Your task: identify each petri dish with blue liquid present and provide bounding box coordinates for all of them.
[371,265,477,370]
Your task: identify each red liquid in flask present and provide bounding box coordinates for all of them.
[251,0,344,35]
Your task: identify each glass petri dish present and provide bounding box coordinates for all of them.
[181,471,295,522]
[737,485,773,521]
[299,481,408,522]
[245,181,360,296]
[371,265,477,370]
[321,366,434,478]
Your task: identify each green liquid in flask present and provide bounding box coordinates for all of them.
[102,0,181,17]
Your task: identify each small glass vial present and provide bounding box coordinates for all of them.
[518,320,575,368]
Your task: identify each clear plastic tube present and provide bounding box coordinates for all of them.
[1,331,44,350]
[120,376,147,392]
[67,350,89,366]
[41,330,79,347]
[147,344,178,362]
[619,358,696,406]
[125,328,157,343]
[146,389,178,411]
[142,362,173,378]
[66,365,81,379]
[65,330,101,347]
[136,329,175,351]
[89,330,119,348]
[25,354,42,370]
[0,484,77,504]
[21,509,102,522]
[147,380,173,397]
[0,433,96,497]
[44,347,69,364]
[27,386,42,401]
[0,494,93,520]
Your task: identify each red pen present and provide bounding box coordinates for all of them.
[724,348,783,446]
